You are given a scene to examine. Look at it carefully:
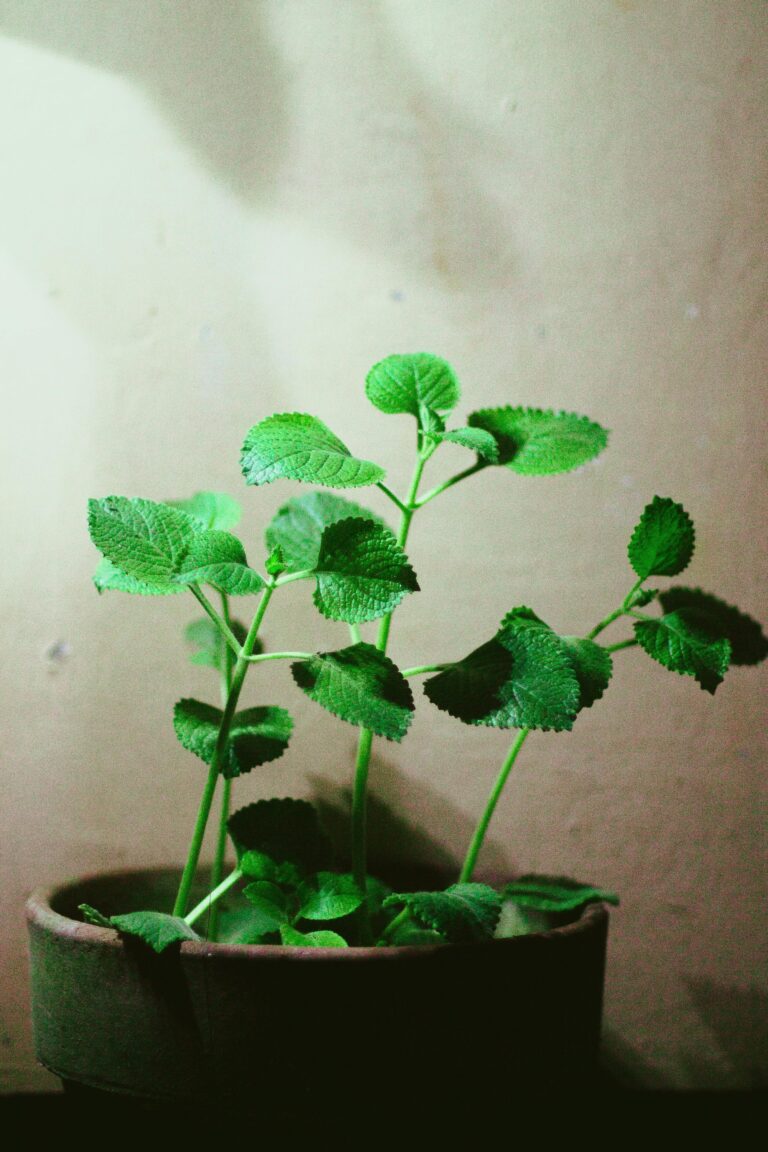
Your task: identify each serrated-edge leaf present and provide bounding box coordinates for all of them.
[384,884,501,944]
[169,491,241,532]
[658,587,768,667]
[88,496,200,588]
[312,518,419,624]
[468,406,609,475]
[437,426,499,462]
[634,611,731,694]
[280,925,348,947]
[503,875,620,913]
[298,872,364,921]
[109,911,200,953]
[228,798,333,871]
[240,413,385,489]
[628,496,696,580]
[559,636,614,710]
[265,490,387,574]
[291,643,415,741]
[242,881,289,934]
[92,556,185,597]
[365,353,460,418]
[175,562,265,596]
[173,699,292,778]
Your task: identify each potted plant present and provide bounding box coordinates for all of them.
[27,353,766,1119]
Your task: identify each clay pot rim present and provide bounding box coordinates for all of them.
[26,865,609,962]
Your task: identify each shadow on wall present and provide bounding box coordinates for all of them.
[0,0,288,201]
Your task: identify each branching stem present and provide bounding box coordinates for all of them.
[184,868,242,928]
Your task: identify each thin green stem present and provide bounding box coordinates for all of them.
[184,868,242,928]
[376,481,409,515]
[459,728,530,883]
[379,906,410,944]
[586,605,626,641]
[189,584,243,656]
[414,460,487,508]
[206,593,235,942]
[401,663,451,678]
[172,582,276,918]
[605,638,639,654]
[245,650,314,664]
[274,569,314,587]
[348,623,362,646]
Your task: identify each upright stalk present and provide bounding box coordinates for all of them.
[206,593,236,941]
[459,728,530,882]
[172,582,276,917]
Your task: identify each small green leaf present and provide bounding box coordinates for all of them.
[241,413,384,489]
[265,491,387,574]
[169,491,241,532]
[468,407,608,475]
[174,529,265,596]
[88,496,200,590]
[173,699,293,778]
[292,643,415,741]
[503,875,619,913]
[312,518,419,624]
[109,911,200,953]
[93,557,186,597]
[184,617,250,671]
[628,496,695,580]
[365,353,460,419]
[384,884,501,944]
[435,426,499,462]
[387,920,446,946]
[424,615,580,731]
[242,881,289,935]
[228,798,333,871]
[658,588,768,667]
[634,610,731,694]
[79,903,113,928]
[559,636,613,710]
[265,544,286,577]
[280,925,348,947]
[298,873,364,921]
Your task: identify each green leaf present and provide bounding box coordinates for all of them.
[424,615,580,731]
[386,921,446,946]
[78,903,113,928]
[242,881,289,935]
[628,496,695,580]
[292,643,415,741]
[298,873,364,921]
[634,610,731,694]
[384,884,501,944]
[434,426,499,462]
[173,699,293,778]
[174,529,265,596]
[312,518,419,624]
[265,545,286,577]
[559,636,613,710]
[88,496,200,591]
[169,491,241,532]
[265,491,387,574]
[108,911,200,953]
[92,557,186,597]
[280,925,348,947]
[658,588,768,667]
[241,413,385,489]
[228,798,333,871]
[184,617,250,671]
[365,353,460,419]
[503,875,619,913]
[467,407,609,475]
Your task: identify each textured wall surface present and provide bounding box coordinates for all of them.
[1,0,765,1092]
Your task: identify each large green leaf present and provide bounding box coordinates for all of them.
[169,491,241,532]
[108,910,200,953]
[658,588,768,667]
[634,609,731,694]
[228,798,333,871]
[265,491,386,574]
[242,881,289,935]
[280,925,348,947]
[384,884,501,944]
[93,557,185,597]
[503,875,619,913]
[628,496,695,580]
[434,426,499,462]
[298,872,364,921]
[173,699,293,778]
[174,529,264,596]
[559,636,613,710]
[365,353,460,419]
[312,518,419,623]
[88,496,200,591]
[291,643,415,741]
[467,407,608,475]
[240,413,384,489]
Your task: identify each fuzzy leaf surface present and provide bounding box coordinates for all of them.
[92,557,185,597]
[634,610,731,694]
[280,925,348,947]
[242,882,289,935]
[298,873,364,921]
[628,496,695,580]
[467,407,608,475]
[173,529,264,596]
[88,496,199,590]
[503,875,619,913]
[435,426,499,462]
[228,798,333,871]
[241,413,384,489]
[169,491,241,532]
[365,352,460,418]
[658,588,768,667]
[108,911,200,953]
[173,699,292,778]
[559,637,613,710]
[384,884,501,944]
[265,491,387,574]
[312,518,418,623]
[292,643,414,741]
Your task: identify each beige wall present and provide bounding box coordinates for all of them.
[1,0,766,1092]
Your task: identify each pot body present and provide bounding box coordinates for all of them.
[27,868,609,1117]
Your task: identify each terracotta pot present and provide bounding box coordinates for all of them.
[27,868,609,1119]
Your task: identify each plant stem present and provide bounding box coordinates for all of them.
[376,481,409,515]
[605,638,639,653]
[459,728,530,883]
[348,623,362,645]
[189,584,243,656]
[172,582,276,917]
[274,569,314,587]
[414,460,487,508]
[245,650,314,664]
[184,868,242,928]
[401,663,451,678]
[585,605,626,641]
[206,593,235,942]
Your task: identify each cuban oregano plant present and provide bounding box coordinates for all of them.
[81,352,767,951]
